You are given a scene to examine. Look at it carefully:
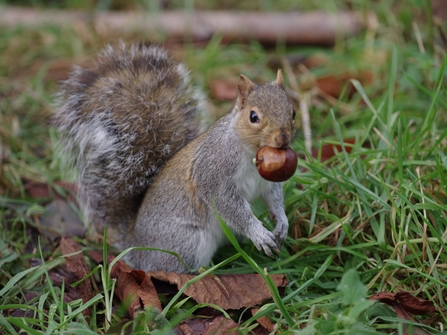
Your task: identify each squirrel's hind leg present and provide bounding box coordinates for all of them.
[127,222,219,273]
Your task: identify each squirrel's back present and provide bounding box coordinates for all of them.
[54,43,206,245]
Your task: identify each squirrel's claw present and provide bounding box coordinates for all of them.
[251,226,280,258]
[262,244,277,258]
[272,220,288,246]
[274,238,283,253]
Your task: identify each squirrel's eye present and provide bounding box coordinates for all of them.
[250,111,259,123]
[292,109,296,120]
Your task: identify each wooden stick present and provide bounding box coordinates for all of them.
[0,6,367,46]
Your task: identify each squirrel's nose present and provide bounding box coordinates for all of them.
[274,131,291,148]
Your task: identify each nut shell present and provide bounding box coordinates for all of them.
[255,146,297,182]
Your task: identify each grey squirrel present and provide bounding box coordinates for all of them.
[54,43,297,272]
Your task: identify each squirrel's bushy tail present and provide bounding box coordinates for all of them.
[54,43,206,247]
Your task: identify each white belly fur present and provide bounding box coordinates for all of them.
[235,150,273,203]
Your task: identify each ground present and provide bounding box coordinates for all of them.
[1,1,447,334]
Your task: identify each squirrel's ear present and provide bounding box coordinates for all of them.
[275,69,284,88]
[237,74,254,109]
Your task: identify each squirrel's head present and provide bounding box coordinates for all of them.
[235,70,297,153]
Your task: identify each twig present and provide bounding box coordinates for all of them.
[413,21,426,54]
[416,167,428,263]
[0,6,367,46]
[281,58,314,155]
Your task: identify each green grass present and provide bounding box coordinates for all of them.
[1,0,447,334]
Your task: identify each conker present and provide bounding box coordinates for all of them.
[255,146,297,182]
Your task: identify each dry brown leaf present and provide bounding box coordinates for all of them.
[393,302,415,322]
[315,73,373,99]
[210,80,237,101]
[316,75,348,98]
[369,291,440,316]
[23,179,78,200]
[391,304,433,335]
[311,138,370,163]
[251,307,275,333]
[88,252,162,317]
[433,0,447,21]
[88,250,128,274]
[395,292,440,315]
[60,237,93,316]
[89,254,287,319]
[148,271,288,310]
[369,291,395,305]
[109,255,133,275]
[369,291,440,335]
[87,250,106,264]
[114,269,162,318]
[176,315,239,335]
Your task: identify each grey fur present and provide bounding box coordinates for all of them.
[54,43,206,246]
[54,44,296,272]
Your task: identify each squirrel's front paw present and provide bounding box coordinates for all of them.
[272,221,288,247]
[250,226,280,257]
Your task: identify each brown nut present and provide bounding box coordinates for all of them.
[255,146,298,182]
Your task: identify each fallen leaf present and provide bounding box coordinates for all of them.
[211,79,237,101]
[87,250,106,264]
[8,309,35,319]
[104,255,162,317]
[301,53,374,100]
[114,269,162,318]
[23,179,78,202]
[6,292,41,320]
[369,291,396,305]
[369,291,439,315]
[176,315,239,335]
[312,138,356,161]
[391,304,433,335]
[109,254,133,276]
[148,271,288,310]
[316,75,350,98]
[89,254,288,320]
[25,292,37,302]
[315,71,373,99]
[60,237,93,316]
[369,291,440,335]
[392,302,415,322]
[395,292,439,315]
[251,307,275,333]
[312,138,371,163]
[49,265,77,287]
[433,0,447,21]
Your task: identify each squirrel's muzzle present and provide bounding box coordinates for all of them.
[273,131,291,149]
